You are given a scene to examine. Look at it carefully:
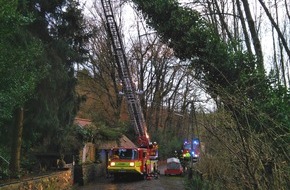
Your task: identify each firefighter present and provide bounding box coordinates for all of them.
[153,162,158,179]
[174,150,178,158]
[111,151,119,159]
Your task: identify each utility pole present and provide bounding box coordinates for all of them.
[188,101,194,179]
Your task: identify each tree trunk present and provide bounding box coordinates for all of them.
[213,0,235,44]
[240,0,264,72]
[236,0,253,55]
[9,107,24,178]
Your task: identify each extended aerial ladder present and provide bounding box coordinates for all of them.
[101,0,150,148]
[101,0,158,179]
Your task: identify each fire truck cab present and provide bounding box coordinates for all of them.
[108,147,157,179]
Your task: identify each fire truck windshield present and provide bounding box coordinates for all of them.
[184,143,191,150]
[111,148,138,160]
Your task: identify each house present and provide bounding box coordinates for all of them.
[97,134,137,177]
[74,118,137,176]
[74,118,96,163]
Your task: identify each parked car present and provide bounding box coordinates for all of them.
[164,157,183,176]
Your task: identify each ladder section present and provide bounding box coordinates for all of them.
[101,0,149,147]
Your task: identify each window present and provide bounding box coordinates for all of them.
[116,149,138,160]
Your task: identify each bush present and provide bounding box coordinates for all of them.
[0,156,9,180]
[185,173,222,190]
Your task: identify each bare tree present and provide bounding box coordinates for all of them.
[76,2,125,124]
[240,0,264,72]
[258,0,290,86]
[181,0,290,189]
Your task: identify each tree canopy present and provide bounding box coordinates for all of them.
[0,0,90,176]
[0,0,46,123]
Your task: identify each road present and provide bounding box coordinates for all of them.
[74,164,186,190]
[74,175,185,190]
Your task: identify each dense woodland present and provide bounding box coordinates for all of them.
[0,0,289,189]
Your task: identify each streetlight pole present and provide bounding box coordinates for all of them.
[188,101,194,179]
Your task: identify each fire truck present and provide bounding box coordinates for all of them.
[101,0,158,180]
[182,138,200,162]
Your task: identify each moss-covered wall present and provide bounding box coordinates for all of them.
[0,168,72,190]
[0,162,107,189]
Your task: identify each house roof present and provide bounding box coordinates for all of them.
[119,135,137,148]
[74,117,92,127]
[98,135,136,149]
[74,118,136,150]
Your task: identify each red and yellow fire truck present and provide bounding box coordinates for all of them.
[108,146,158,179]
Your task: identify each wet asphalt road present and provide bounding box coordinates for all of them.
[74,175,185,190]
[74,164,186,190]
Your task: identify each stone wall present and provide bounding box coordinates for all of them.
[0,168,72,190]
[74,163,105,186]
[0,162,107,189]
